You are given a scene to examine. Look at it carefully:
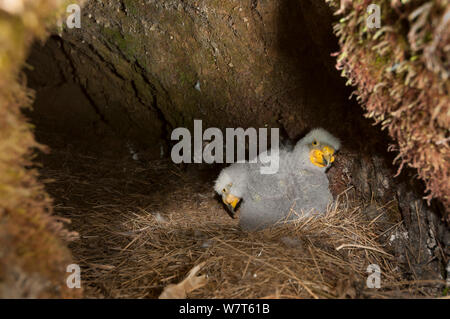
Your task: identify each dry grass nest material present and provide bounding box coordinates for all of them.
[39,148,445,298]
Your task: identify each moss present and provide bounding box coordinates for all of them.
[329,0,450,211]
[0,0,83,298]
[102,26,137,61]
[123,0,139,17]
[373,54,391,69]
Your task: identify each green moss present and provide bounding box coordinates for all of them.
[373,53,391,69]
[443,287,449,297]
[123,0,139,16]
[101,26,138,61]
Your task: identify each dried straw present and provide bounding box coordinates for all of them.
[38,148,444,298]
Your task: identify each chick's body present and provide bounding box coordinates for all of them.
[240,143,334,231]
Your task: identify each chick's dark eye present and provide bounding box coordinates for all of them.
[312,140,318,146]
[222,188,226,193]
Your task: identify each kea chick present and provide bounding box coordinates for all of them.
[214,162,248,218]
[240,128,341,231]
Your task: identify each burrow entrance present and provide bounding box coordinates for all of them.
[23,1,446,298]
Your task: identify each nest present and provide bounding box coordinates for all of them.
[38,147,444,299]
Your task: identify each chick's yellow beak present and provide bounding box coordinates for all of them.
[310,146,335,168]
[222,193,241,213]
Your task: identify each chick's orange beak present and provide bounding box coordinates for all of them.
[310,146,335,168]
[322,146,335,165]
[222,193,241,213]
